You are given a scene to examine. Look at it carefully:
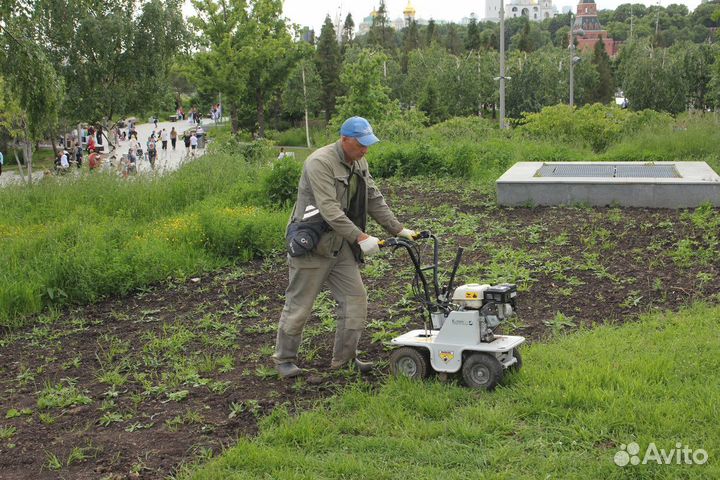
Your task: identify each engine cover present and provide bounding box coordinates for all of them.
[452,284,491,309]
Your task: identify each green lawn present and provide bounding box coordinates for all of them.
[186,303,720,479]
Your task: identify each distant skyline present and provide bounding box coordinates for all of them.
[281,0,703,32]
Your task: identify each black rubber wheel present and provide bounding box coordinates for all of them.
[389,347,430,380]
[508,348,523,373]
[462,353,503,390]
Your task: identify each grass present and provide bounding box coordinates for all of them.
[186,303,720,479]
[2,114,718,331]
[0,151,290,328]
[3,147,56,173]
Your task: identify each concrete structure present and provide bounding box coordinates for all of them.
[572,0,621,56]
[496,162,720,208]
[487,0,557,22]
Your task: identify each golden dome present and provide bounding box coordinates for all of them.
[403,0,416,17]
[371,8,378,17]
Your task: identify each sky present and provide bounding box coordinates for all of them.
[281,0,704,32]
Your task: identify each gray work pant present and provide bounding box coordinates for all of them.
[273,242,367,367]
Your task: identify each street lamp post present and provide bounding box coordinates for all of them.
[569,13,584,107]
[497,1,509,129]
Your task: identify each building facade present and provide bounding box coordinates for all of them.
[572,0,620,56]
[486,0,557,22]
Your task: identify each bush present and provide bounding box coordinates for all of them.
[262,158,303,207]
[265,128,308,147]
[519,104,672,153]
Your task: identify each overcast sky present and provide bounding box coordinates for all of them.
[281,0,703,32]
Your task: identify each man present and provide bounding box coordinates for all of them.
[161,129,169,151]
[272,116,416,378]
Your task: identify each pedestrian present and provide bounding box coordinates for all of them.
[147,137,157,169]
[0,149,3,176]
[170,127,177,150]
[88,148,99,171]
[189,132,198,155]
[162,129,168,151]
[271,116,417,378]
[183,131,191,153]
[153,116,158,128]
[57,150,70,173]
[74,142,83,168]
[277,147,287,160]
[87,133,96,153]
[96,125,103,145]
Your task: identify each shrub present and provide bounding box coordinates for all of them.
[519,104,672,153]
[427,116,497,143]
[262,158,303,207]
[265,128,308,147]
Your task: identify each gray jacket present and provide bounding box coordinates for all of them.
[288,140,402,261]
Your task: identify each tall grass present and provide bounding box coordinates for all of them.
[186,303,720,479]
[0,152,289,328]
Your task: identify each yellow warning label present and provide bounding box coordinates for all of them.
[439,351,455,362]
[465,292,479,299]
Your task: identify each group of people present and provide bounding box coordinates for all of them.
[54,143,101,174]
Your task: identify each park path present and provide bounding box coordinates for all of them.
[0,117,218,186]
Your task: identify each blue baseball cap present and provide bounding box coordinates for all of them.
[340,117,379,147]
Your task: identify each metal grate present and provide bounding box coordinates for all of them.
[537,164,679,178]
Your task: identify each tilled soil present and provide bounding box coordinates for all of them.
[1,178,718,479]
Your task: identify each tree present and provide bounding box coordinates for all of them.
[425,19,438,46]
[616,38,686,113]
[589,36,615,104]
[341,13,355,54]
[316,16,341,123]
[0,25,63,183]
[332,49,400,128]
[191,0,297,136]
[282,60,321,120]
[445,23,463,55]
[368,1,394,50]
[401,20,421,74]
[466,17,482,52]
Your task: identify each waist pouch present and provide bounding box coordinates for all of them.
[286,218,329,257]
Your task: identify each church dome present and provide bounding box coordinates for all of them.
[403,1,416,17]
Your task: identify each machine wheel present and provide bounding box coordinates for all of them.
[389,347,430,380]
[508,348,523,373]
[462,353,503,390]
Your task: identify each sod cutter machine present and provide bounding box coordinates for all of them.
[380,231,525,390]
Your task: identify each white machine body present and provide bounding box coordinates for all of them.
[391,308,525,373]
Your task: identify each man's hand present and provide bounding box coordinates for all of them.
[396,228,417,240]
[358,235,380,256]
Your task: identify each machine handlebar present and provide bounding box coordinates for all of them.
[378,230,429,248]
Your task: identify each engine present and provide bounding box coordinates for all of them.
[451,283,517,342]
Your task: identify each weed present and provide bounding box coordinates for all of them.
[255,366,277,379]
[544,312,576,336]
[165,390,190,402]
[38,412,56,425]
[98,412,125,427]
[0,425,17,440]
[45,452,63,471]
[5,408,32,419]
[619,290,644,309]
[37,379,92,410]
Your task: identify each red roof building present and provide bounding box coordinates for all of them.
[572,0,621,56]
